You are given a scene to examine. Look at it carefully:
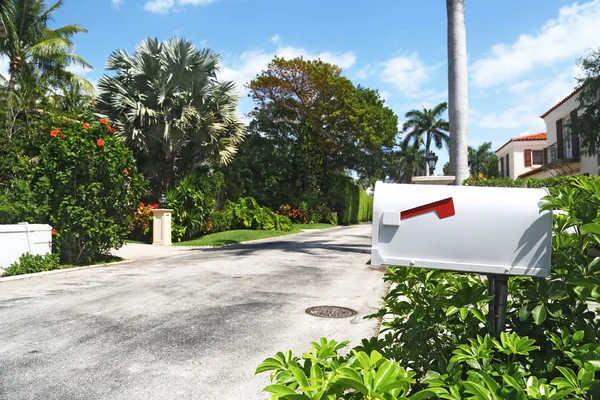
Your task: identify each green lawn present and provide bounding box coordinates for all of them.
[173,223,336,247]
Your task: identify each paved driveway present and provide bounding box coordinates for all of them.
[0,225,386,400]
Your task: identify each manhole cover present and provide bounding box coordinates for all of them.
[305,306,357,319]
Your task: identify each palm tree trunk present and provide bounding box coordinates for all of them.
[425,133,432,176]
[7,68,17,100]
[162,148,175,194]
[447,0,469,185]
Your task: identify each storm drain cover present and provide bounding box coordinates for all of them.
[305,306,357,319]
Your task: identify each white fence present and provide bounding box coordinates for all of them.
[0,224,53,275]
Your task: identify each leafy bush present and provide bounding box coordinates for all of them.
[257,335,600,399]
[33,118,145,264]
[463,175,600,189]
[209,209,234,233]
[2,253,60,277]
[165,172,222,241]
[225,197,293,232]
[274,214,293,232]
[277,205,308,224]
[130,202,159,242]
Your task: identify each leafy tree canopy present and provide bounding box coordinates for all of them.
[571,48,600,157]
[247,57,397,198]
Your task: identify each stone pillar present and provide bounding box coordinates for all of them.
[411,176,456,185]
[151,209,173,246]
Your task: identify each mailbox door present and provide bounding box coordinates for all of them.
[371,182,552,277]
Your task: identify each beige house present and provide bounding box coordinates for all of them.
[495,133,547,179]
[522,86,599,178]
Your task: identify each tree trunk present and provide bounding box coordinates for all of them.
[425,133,432,176]
[162,148,175,194]
[447,0,469,185]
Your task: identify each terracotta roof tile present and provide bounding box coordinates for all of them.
[539,86,584,119]
[495,133,547,153]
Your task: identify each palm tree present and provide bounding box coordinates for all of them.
[447,0,469,185]
[468,142,496,177]
[96,37,245,193]
[389,141,426,183]
[402,102,449,176]
[0,0,92,98]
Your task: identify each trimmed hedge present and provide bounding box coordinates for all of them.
[338,180,373,225]
[463,175,600,188]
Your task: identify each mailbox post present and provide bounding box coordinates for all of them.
[371,182,553,334]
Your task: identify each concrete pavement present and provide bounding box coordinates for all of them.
[0,225,385,400]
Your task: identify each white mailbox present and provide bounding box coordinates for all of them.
[371,182,552,277]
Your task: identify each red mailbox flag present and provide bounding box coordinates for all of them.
[400,197,455,220]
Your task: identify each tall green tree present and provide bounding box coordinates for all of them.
[570,48,600,158]
[468,142,497,177]
[96,37,245,194]
[401,102,449,176]
[248,57,397,199]
[0,0,92,97]
[447,0,469,185]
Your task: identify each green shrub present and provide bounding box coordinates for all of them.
[165,172,222,241]
[33,118,146,264]
[209,209,234,233]
[463,175,600,189]
[223,197,292,232]
[2,253,60,277]
[274,214,293,232]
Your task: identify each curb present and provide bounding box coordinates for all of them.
[167,225,345,248]
[0,259,133,283]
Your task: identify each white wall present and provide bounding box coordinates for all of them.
[0,224,53,274]
[543,95,600,177]
[496,140,547,179]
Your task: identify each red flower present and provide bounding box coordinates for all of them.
[124,169,129,175]
[83,123,90,129]
[96,139,105,147]
[50,129,61,137]
[107,126,117,134]
[51,228,57,236]
[91,99,97,106]
[60,133,65,140]
[99,118,109,125]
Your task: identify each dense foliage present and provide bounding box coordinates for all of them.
[2,253,60,277]
[96,37,245,195]
[468,142,498,178]
[257,176,600,398]
[571,48,600,157]
[243,57,397,205]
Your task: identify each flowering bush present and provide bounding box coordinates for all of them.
[33,117,146,264]
[130,202,159,242]
[277,204,307,223]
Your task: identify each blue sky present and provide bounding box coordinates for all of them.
[13,0,600,171]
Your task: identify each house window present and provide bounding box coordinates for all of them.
[500,158,504,177]
[532,150,544,165]
[506,154,510,177]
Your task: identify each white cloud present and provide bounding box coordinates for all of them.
[476,68,577,131]
[509,81,533,93]
[380,52,434,94]
[270,34,280,44]
[219,46,357,94]
[144,0,215,13]
[144,0,174,13]
[112,0,124,7]
[471,0,600,88]
[66,64,94,76]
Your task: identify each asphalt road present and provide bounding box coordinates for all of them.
[0,225,386,400]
